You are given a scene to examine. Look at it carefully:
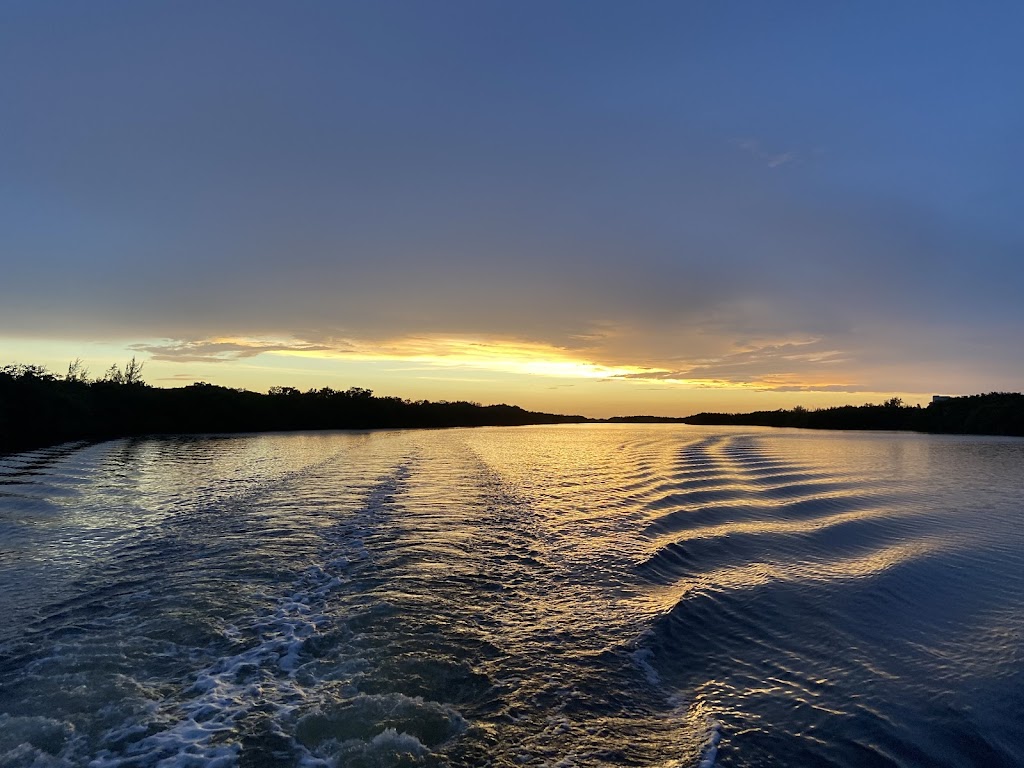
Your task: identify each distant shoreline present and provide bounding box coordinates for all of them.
[3,363,1023,455]
[0,363,593,456]
[678,393,1024,438]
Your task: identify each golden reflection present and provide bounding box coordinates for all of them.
[640,540,945,615]
[646,502,902,554]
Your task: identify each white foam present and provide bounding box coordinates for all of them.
[310,728,428,766]
[2,742,74,768]
[85,548,352,764]
[0,714,80,766]
[78,475,455,767]
[368,727,429,755]
[630,647,662,686]
[696,719,722,768]
[630,633,723,768]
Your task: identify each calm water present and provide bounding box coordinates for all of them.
[0,425,1022,767]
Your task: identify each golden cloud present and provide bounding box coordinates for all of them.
[134,332,872,393]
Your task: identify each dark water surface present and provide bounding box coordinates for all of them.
[0,425,1021,767]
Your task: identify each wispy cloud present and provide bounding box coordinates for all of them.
[2,3,1022,411]
[134,332,888,394]
[612,338,866,390]
[736,138,797,169]
[131,338,337,363]
[135,333,667,380]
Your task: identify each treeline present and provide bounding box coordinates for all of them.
[5,360,1023,455]
[0,361,590,454]
[683,394,1024,436]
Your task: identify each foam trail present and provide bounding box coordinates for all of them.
[0,426,1021,767]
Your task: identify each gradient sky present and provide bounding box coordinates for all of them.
[2,2,1022,417]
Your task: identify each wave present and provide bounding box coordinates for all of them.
[1,426,1022,767]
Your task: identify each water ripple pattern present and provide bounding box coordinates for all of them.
[0,426,1021,767]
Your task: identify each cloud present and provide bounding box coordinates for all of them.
[612,338,858,389]
[767,152,796,168]
[132,330,903,396]
[135,333,667,380]
[131,338,337,363]
[736,139,798,169]
[155,373,205,381]
[762,384,878,393]
[1,3,1022,403]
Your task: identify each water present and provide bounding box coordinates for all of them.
[0,425,1021,767]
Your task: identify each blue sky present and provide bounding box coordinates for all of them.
[2,2,1022,415]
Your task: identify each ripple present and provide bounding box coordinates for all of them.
[0,426,1022,767]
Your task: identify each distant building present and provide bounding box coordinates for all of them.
[931,395,952,403]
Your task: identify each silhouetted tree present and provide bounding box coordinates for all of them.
[3,358,1023,456]
[123,357,145,385]
[66,358,89,383]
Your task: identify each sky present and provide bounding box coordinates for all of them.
[2,1,1022,417]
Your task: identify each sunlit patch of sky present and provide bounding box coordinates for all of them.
[1,1,1022,416]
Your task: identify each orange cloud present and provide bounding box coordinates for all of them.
[281,335,664,380]
[136,334,662,380]
[133,331,882,394]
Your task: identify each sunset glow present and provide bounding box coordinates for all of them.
[283,337,663,380]
[2,3,1022,416]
